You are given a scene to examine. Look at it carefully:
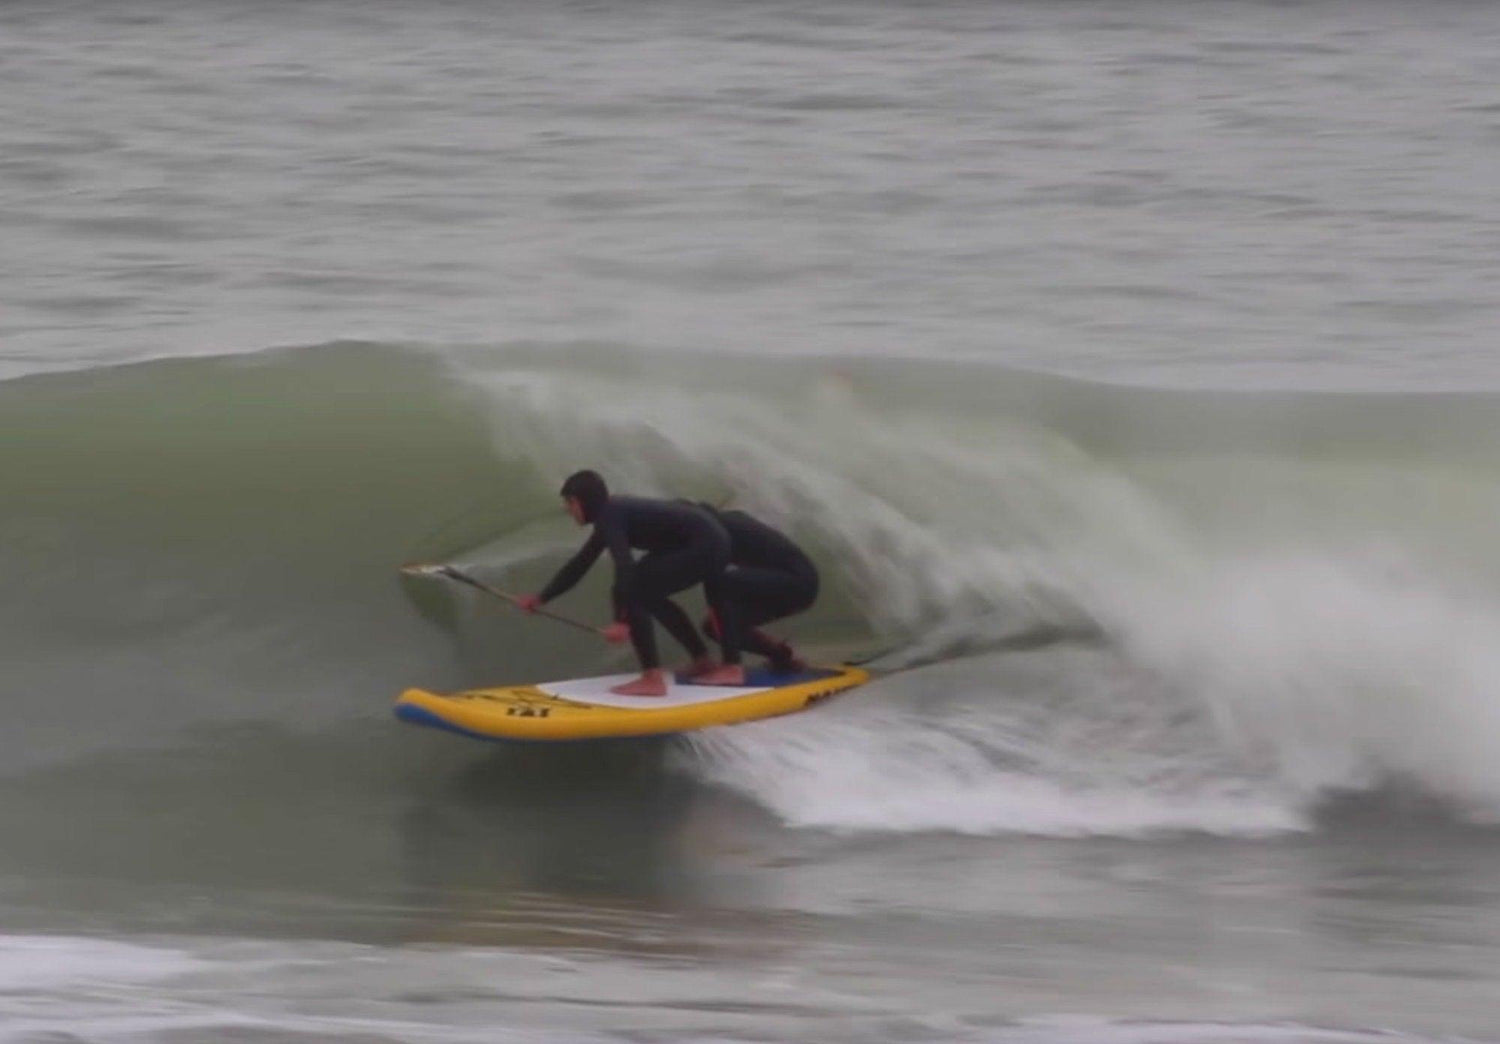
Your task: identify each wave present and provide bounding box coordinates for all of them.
[7,339,1500,835]
[0,933,1459,1044]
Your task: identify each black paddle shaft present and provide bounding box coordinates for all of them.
[439,567,607,636]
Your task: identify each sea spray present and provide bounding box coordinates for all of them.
[450,343,1500,831]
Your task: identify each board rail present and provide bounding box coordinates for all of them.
[395,664,870,742]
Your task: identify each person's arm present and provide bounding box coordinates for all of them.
[537,528,605,604]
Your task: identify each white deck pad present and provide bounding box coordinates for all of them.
[535,673,774,709]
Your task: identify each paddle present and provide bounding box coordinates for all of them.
[400,563,607,636]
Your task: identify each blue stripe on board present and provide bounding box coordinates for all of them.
[673,666,838,686]
[393,702,544,743]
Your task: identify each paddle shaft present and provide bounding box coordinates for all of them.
[438,567,607,636]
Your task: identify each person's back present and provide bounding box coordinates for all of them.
[601,495,721,555]
[716,509,817,579]
[695,506,819,680]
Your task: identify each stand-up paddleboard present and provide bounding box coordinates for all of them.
[395,664,870,743]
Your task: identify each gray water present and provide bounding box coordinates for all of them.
[7,0,1500,387]
[5,1,1500,1041]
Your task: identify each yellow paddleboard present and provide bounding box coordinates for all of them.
[395,664,870,742]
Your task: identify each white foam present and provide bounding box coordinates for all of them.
[0,934,203,992]
[989,1018,1451,1044]
[1121,551,1500,816]
[685,700,1303,840]
[0,934,620,1044]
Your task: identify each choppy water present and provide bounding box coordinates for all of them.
[7,0,1500,387]
[5,1,1500,1042]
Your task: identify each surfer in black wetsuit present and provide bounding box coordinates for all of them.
[517,471,730,697]
[690,505,819,686]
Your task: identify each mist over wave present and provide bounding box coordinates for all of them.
[7,340,1500,836]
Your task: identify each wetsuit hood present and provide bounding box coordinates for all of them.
[560,470,609,524]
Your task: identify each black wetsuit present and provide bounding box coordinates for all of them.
[701,507,819,668]
[538,496,729,670]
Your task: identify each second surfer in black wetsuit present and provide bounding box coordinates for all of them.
[517,471,730,697]
[691,505,820,686]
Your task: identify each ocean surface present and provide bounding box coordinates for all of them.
[5,1,1500,1041]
